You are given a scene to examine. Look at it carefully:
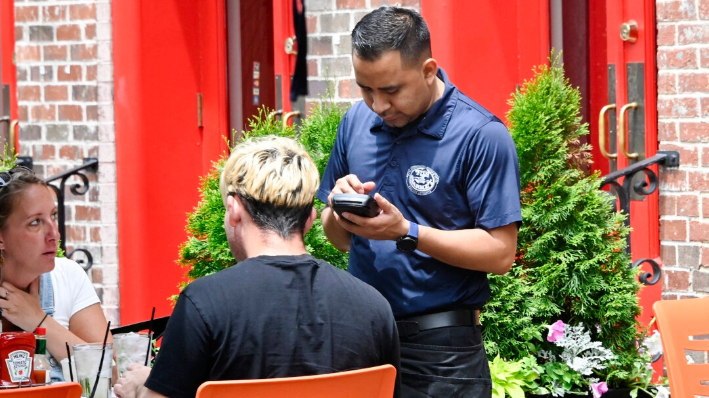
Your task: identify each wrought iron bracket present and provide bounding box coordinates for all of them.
[600,151,680,190]
[15,156,33,169]
[631,258,662,286]
[45,157,99,272]
[600,151,679,286]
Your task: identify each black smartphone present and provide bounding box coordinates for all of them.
[331,193,380,219]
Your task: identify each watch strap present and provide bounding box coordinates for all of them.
[407,222,419,239]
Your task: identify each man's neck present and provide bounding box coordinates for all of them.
[433,76,445,106]
[243,230,308,259]
[419,76,446,120]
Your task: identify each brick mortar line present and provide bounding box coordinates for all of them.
[17,105,101,108]
[16,101,100,105]
[657,45,709,49]
[15,59,100,62]
[659,142,709,146]
[18,82,99,85]
[20,1,100,3]
[658,95,709,98]
[656,69,709,73]
[662,192,709,196]
[16,26,97,29]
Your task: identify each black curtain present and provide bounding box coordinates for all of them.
[290,0,308,101]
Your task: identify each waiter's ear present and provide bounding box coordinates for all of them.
[421,58,438,85]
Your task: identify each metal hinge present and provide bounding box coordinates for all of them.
[197,93,203,128]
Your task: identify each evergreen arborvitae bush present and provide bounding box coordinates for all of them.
[176,98,350,297]
[481,61,647,386]
[175,109,295,295]
[299,98,350,270]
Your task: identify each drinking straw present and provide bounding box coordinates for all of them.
[65,342,74,382]
[89,321,111,398]
[144,307,155,366]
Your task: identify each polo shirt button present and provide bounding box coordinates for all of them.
[390,160,397,167]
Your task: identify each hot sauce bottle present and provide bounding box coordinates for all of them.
[33,328,50,385]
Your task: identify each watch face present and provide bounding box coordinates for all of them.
[397,236,417,252]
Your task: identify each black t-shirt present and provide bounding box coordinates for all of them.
[144,254,400,398]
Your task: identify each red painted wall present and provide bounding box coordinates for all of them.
[421,0,549,122]
[1,0,18,148]
[113,0,228,324]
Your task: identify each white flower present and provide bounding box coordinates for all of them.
[537,349,555,361]
[655,385,670,398]
[642,330,663,357]
[552,323,616,375]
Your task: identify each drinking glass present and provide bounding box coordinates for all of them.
[114,332,151,378]
[73,343,112,398]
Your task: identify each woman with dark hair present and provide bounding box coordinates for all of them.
[0,166,110,381]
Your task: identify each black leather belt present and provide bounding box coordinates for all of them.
[396,309,479,335]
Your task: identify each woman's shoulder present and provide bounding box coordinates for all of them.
[52,257,89,279]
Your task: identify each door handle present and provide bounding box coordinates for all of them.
[268,110,283,120]
[618,102,639,159]
[598,104,617,160]
[282,111,300,128]
[9,119,18,155]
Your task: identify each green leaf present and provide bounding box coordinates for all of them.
[492,384,506,398]
[508,384,525,398]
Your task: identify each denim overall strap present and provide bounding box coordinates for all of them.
[39,272,64,382]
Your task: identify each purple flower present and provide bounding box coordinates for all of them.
[547,320,566,342]
[591,382,608,398]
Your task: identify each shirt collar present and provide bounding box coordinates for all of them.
[369,67,457,140]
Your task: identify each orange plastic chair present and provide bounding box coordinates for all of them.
[196,364,396,398]
[653,297,709,398]
[0,382,82,397]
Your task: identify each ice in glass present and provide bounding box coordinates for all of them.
[73,343,112,398]
[114,332,151,378]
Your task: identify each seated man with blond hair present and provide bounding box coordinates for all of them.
[114,136,400,398]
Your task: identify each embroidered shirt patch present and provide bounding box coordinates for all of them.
[406,165,439,195]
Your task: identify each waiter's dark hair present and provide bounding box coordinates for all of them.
[351,6,431,67]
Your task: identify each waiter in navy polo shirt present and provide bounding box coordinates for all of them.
[317,6,522,398]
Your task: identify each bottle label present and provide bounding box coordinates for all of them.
[6,350,33,383]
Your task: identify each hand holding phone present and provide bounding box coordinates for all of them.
[331,193,380,219]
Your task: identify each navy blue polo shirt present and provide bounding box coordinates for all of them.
[317,68,522,318]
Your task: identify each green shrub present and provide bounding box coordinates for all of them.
[481,59,649,389]
[176,96,349,297]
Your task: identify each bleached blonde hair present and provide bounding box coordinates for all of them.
[220,136,319,238]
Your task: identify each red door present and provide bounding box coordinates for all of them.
[0,0,19,153]
[114,0,229,324]
[226,0,297,134]
[115,0,297,324]
[588,0,661,373]
[590,0,660,320]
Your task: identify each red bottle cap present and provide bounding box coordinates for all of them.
[34,327,46,335]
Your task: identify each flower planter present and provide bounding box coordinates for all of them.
[526,389,654,398]
[603,388,654,398]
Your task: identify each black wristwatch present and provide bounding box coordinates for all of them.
[396,222,419,253]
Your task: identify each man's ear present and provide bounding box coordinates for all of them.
[303,207,317,235]
[422,57,438,85]
[226,195,242,227]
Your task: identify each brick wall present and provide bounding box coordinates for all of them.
[657,0,709,299]
[14,0,118,323]
[304,0,420,110]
